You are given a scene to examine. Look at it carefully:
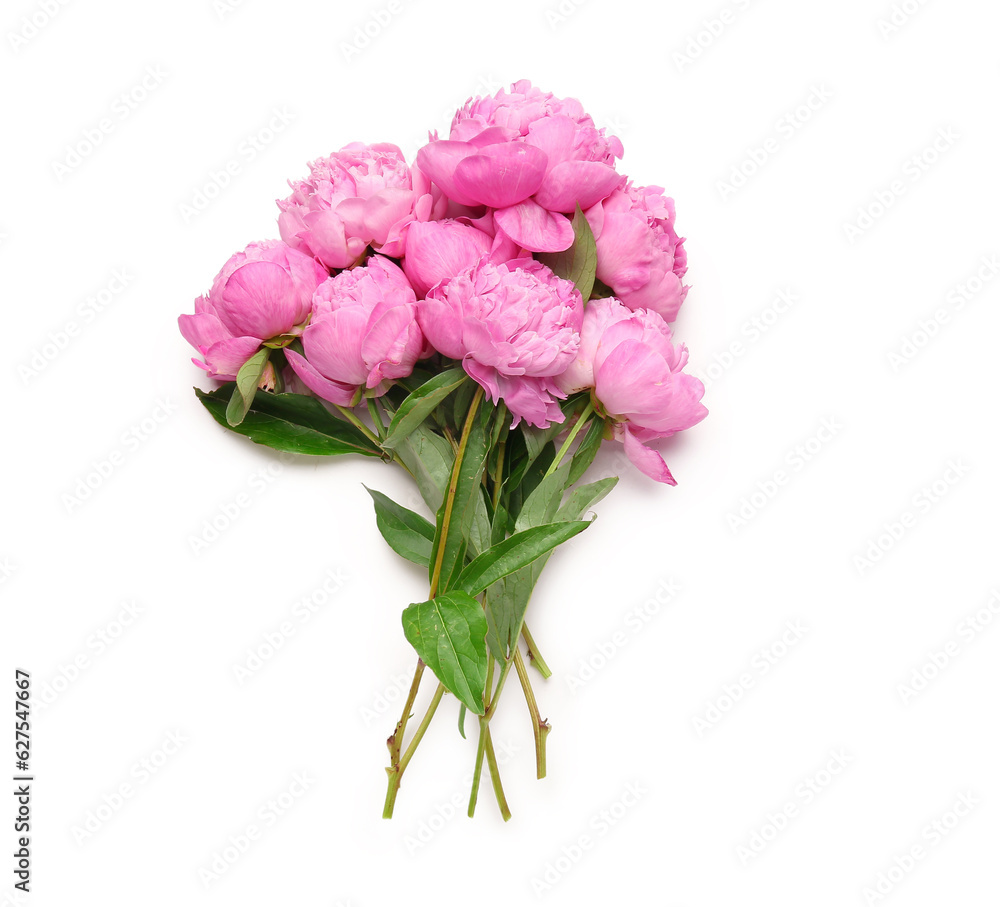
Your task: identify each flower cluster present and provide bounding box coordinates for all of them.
[181,80,705,483]
[181,81,709,819]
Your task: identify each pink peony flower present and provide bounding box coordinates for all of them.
[556,298,706,484]
[285,256,424,406]
[449,79,608,141]
[178,240,328,380]
[586,184,688,321]
[418,258,583,428]
[402,214,519,298]
[277,143,446,270]
[417,81,624,254]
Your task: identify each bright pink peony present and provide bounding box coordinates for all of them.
[178,240,328,379]
[586,184,688,321]
[285,256,424,406]
[418,258,583,428]
[402,214,519,298]
[417,81,624,254]
[277,143,446,270]
[556,298,706,484]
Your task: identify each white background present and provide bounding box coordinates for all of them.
[2,0,999,904]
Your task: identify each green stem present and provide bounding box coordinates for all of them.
[387,660,424,766]
[335,403,382,450]
[468,652,499,817]
[468,718,488,817]
[484,729,511,821]
[429,386,485,598]
[484,653,496,707]
[521,623,552,679]
[513,647,549,779]
[367,397,386,441]
[491,404,508,510]
[544,401,595,478]
[468,720,510,819]
[382,659,425,819]
[383,388,486,817]
[383,682,445,819]
[484,656,514,722]
[335,401,416,479]
[398,683,445,776]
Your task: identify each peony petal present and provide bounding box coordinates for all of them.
[523,115,578,171]
[594,212,656,292]
[284,348,357,406]
[622,427,677,485]
[178,309,229,352]
[302,309,370,387]
[301,208,354,269]
[277,208,308,249]
[467,126,517,147]
[583,200,606,241]
[453,143,548,208]
[594,339,675,418]
[494,200,574,253]
[217,261,301,340]
[333,196,367,238]
[416,141,480,206]
[463,359,502,404]
[534,161,625,213]
[634,373,708,436]
[416,294,465,360]
[200,335,263,379]
[361,188,416,245]
[495,374,565,429]
[361,305,421,386]
[402,220,492,297]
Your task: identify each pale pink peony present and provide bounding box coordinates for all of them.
[418,258,583,428]
[402,214,520,298]
[277,143,446,270]
[285,257,425,406]
[178,240,328,380]
[556,298,706,484]
[586,184,688,321]
[417,81,624,254]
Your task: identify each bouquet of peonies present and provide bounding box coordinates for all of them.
[179,80,707,819]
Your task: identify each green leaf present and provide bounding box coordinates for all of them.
[484,475,615,661]
[449,379,477,434]
[536,205,598,303]
[467,486,493,558]
[365,487,435,568]
[514,461,571,533]
[567,418,605,485]
[557,476,618,521]
[381,368,467,451]
[402,591,489,715]
[455,520,590,597]
[589,278,615,299]
[521,396,588,465]
[196,388,383,457]
[485,569,535,661]
[441,537,468,594]
[458,704,467,739]
[508,442,555,523]
[394,366,438,395]
[392,424,455,514]
[490,502,510,546]
[225,348,270,427]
